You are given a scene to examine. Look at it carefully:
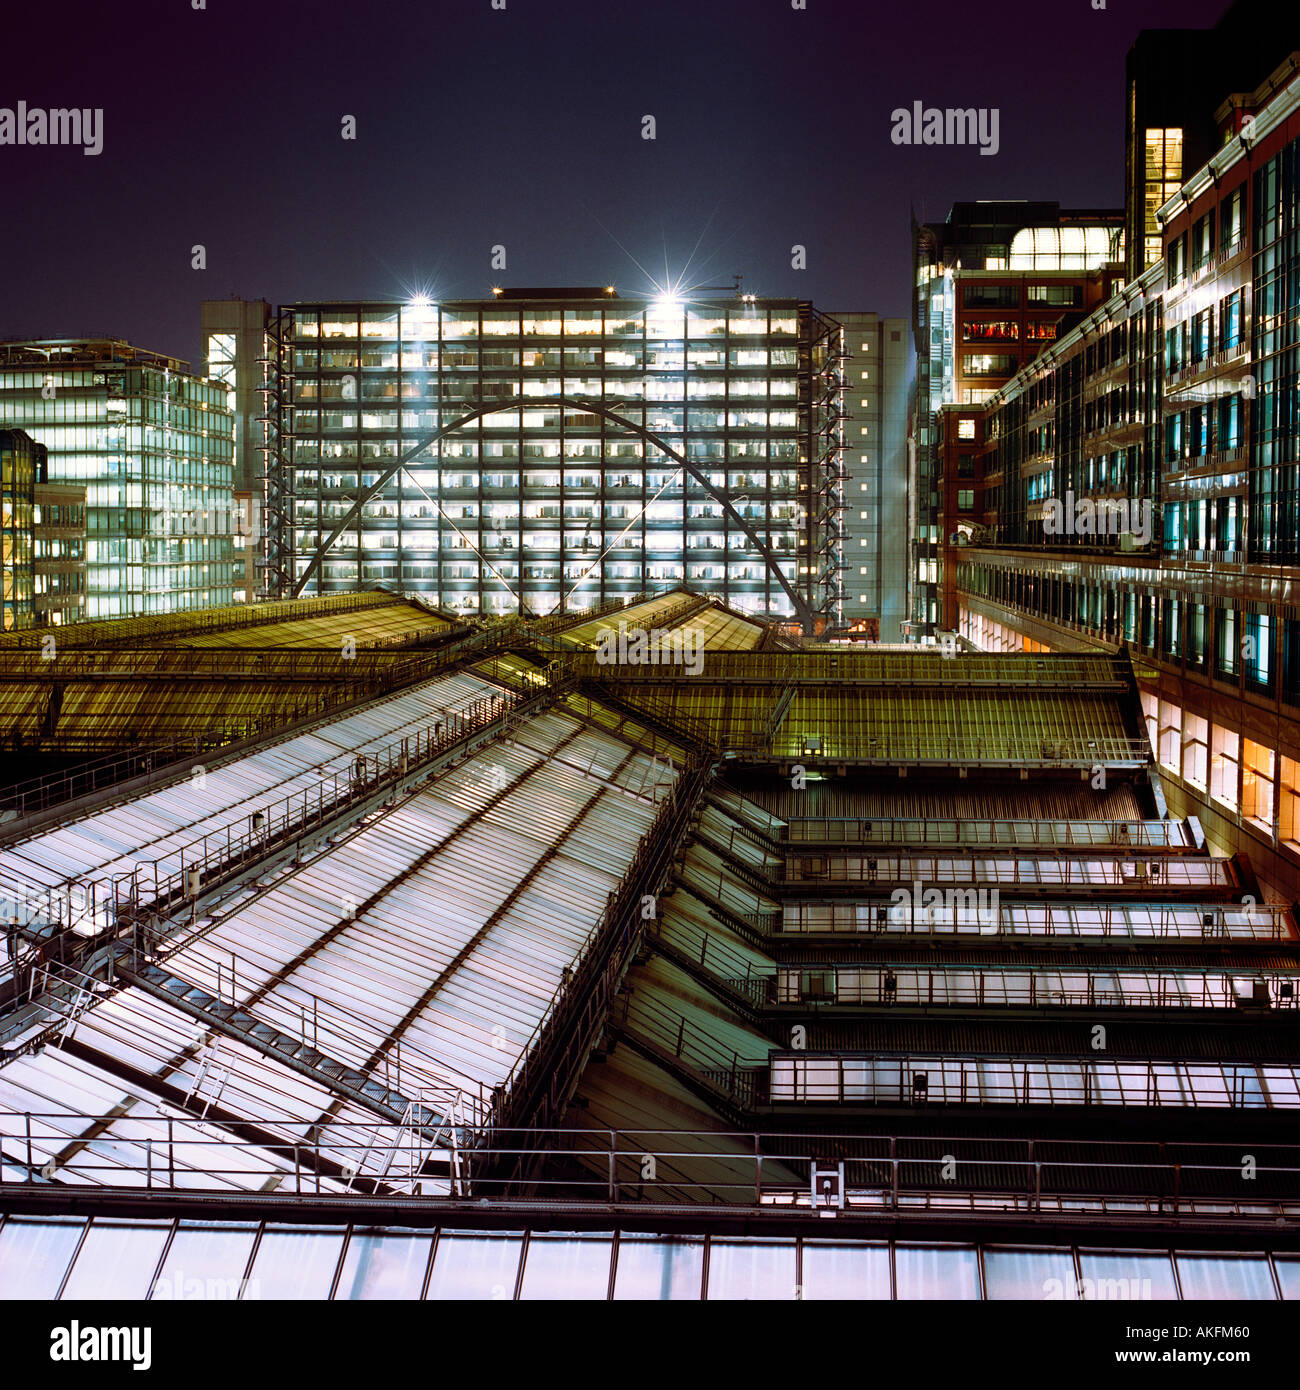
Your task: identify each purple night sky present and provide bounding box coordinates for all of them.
[1,0,1226,368]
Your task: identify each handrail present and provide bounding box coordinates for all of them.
[774,901,1294,941]
[4,1114,1300,1211]
[0,733,239,823]
[1,678,565,992]
[650,916,764,991]
[781,817,1195,850]
[778,854,1235,890]
[1,951,494,1127]
[621,991,766,1079]
[770,1052,1300,1108]
[564,649,1133,688]
[762,963,1299,1011]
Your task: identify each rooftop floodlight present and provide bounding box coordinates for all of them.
[491,287,504,296]
[408,293,432,308]
[604,286,616,295]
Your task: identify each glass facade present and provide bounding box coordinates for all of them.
[955,99,1300,893]
[0,341,236,618]
[0,430,37,629]
[1144,128,1184,269]
[910,207,1124,637]
[33,482,87,625]
[269,295,840,624]
[1,1216,1294,1300]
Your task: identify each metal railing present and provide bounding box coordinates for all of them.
[1,681,563,992]
[620,992,765,1101]
[565,649,1133,689]
[487,756,715,1143]
[656,922,1300,1012]
[766,965,1300,1012]
[0,590,402,652]
[650,917,769,1005]
[0,732,255,824]
[770,1054,1300,1109]
[782,817,1197,850]
[4,1115,1300,1217]
[773,902,1295,941]
[1,951,496,1131]
[780,854,1236,891]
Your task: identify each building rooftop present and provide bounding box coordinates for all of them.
[0,338,192,373]
[0,585,1295,1295]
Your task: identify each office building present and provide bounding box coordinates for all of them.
[33,480,86,627]
[1123,1,1300,279]
[261,289,853,633]
[954,63,1300,904]
[0,340,237,619]
[910,203,1125,637]
[829,311,910,641]
[203,299,271,603]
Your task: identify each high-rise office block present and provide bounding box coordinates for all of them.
[32,480,86,627]
[261,290,846,633]
[203,299,270,603]
[1123,1,1300,279]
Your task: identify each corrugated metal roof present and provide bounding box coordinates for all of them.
[1,671,498,899]
[0,695,684,1191]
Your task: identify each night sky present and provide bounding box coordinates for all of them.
[3,0,1226,370]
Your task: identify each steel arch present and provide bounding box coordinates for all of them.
[289,395,812,628]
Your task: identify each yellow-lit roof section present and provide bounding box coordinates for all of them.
[564,651,1144,767]
[0,592,452,650]
[171,604,452,649]
[560,589,772,652]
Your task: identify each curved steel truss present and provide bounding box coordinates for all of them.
[290,396,813,630]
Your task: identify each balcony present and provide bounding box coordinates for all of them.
[1163,445,1247,486]
[1215,237,1248,273]
[1166,342,1250,398]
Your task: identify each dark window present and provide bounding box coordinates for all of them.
[1027,285,1082,308]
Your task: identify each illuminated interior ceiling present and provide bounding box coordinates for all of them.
[1006,224,1125,271]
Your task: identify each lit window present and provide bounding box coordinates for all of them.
[1243,738,1275,831]
[1211,726,1239,810]
[1280,755,1300,852]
